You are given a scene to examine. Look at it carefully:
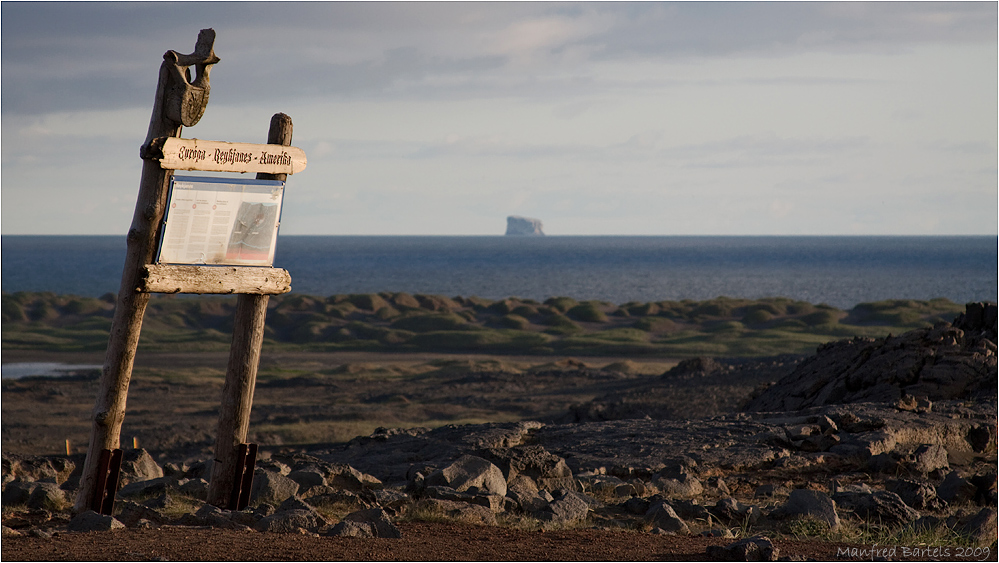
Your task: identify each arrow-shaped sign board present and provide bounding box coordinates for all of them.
[159,138,307,175]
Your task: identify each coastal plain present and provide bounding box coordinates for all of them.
[2,293,995,560]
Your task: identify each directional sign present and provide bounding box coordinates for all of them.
[159,137,307,175]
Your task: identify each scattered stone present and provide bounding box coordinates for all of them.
[342,508,402,538]
[416,498,497,526]
[326,519,375,538]
[772,489,839,531]
[424,485,505,512]
[372,489,411,512]
[652,472,703,499]
[287,468,326,492]
[970,472,997,506]
[117,476,174,499]
[711,497,759,526]
[325,464,382,491]
[249,471,300,506]
[118,449,164,486]
[958,507,997,547]
[2,481,36,506]
[479,445,577,492]
[644,500,690,535]
[425,455,507,497]
[182,504,252,531]
[661,499,711,526]
[708,476,731,496]
[178,478,208,500]
[832,490,919,528]
[906,444,949,476]
[705,535,779,561]
[887,479,940,510]
[116,500,168,528]
[867,453,898,474]
[68,510,125,532]
[536,490,590,527]
[937,471,978,505]
[254,509,325,534]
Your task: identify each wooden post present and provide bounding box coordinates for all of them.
[207,113,293,508]
[74,30,219,514]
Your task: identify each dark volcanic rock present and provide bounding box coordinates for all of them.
[745,303,997,412]
[832,490,919,528]
[771,489,840,531]
[705,535,779,561]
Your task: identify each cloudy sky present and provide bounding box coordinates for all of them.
[2,2,996,235]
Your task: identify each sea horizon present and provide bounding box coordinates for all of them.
[2,234,996,310]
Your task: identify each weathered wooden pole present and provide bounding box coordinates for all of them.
[207,113,293,508]
[74,29,220,514]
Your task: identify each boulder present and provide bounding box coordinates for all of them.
[426,455,506,497]
[772,489,840,531]
[250,471,300,506]
[115,500,168,528]
[971,472,997,506]
[905,444,949,476]
[179,478,209,500]
[68,510,125,532]
[118,449,164,486]
[536,490,590,527]
[507,474,549,513]
[326,519,375,538]
[254,509,325,534]
[179,504,252,531]
[342,508,402,538]
[416,498,497,526]
[653,472,703,499]
[6,456,76,485]
[667,499,715,527]
[644,500,690,535]
[287,467,327,491]
[958,507,998,547]
[424,485,505,512]
[705,535,779,562]
[325,464,381,491]
[372,489,411,512]
[2,481,36,506]
[832,490,919,528]
[937,471,977,505]
[887,479,940,510]
[26,482,65,511]
[117,476,175,499]
[479,445,576,492]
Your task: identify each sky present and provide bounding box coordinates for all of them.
[2,1,996,236]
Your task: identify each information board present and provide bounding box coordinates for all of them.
[158,176,284,267]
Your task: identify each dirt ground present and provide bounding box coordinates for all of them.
[4,521,970,562]
[4,350,993,562]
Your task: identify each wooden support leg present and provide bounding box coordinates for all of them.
[206,112,293,508]
[207,293,269,507]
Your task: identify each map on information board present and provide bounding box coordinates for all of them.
[158,176,284,266]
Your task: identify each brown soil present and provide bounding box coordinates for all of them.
[0,522,917,561]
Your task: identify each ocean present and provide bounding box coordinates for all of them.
[1,235,995,310]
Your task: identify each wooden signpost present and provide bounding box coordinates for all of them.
[74,29,306,514]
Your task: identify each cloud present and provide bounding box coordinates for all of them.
[4,2,995,115]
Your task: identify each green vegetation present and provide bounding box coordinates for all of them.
[1,292,967,358]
